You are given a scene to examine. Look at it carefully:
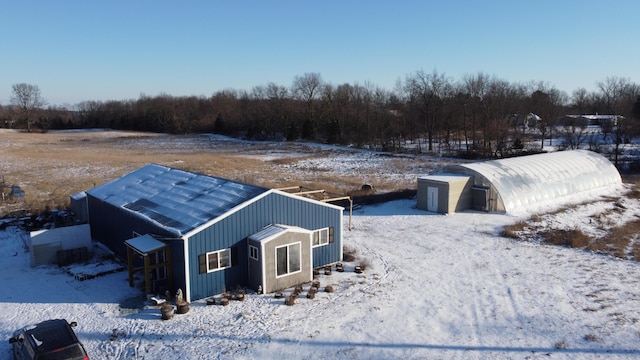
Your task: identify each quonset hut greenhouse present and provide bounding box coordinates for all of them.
[417,150,622,215]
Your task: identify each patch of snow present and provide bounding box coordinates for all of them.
[2,132,640,359]
[3,192,640,358]
[64,259,125,281]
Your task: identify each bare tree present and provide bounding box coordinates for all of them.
[265,82,291,139]
[461,72,492,153]
[482,78,516,156]
[633,95,640,121]
[570,88,595,114]
[292,72,323,140]
[529,84,567,150]
[405,69,451,152]
[597,77,640,165]
[211,89,240,135]
[597,77,635,114]
[11,83,46,132]
[561,116,588,149]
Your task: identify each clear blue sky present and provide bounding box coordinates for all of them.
[1,0,638,106]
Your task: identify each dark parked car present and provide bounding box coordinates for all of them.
[8,319,89,360]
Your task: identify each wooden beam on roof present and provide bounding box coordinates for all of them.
[322,196,349,202]
[276,186,301,192]
[276,185,353,230]
[294,189,326,196]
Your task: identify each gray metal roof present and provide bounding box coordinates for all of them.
[249,224,311,243]
[248,224,288,243]
[87,164,270,236]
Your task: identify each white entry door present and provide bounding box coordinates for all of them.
[427,187,438,212]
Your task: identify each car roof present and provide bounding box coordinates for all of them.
[23,319,78,353]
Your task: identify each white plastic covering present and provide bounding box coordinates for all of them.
[29,224,92,267]
[87,164,270,236]
[460,150,622,214]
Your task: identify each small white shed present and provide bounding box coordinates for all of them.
[30,224,92,267]
[417,174,473,214]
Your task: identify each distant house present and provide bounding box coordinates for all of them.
[524,113,541,129]
[85,164,344,302]
[562,114,622,128]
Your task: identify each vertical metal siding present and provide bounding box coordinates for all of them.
[416,179,428,211]
[89,189,342,302]
[247,238,262,292]
[87,194,188,293]
[188,214,251,301]
[87,195,176,258]
[187,192,343,300]
[265,193,342,268]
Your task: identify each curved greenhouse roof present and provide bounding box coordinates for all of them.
[454,150,622,214]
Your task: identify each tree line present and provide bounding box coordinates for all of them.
[2,72,640,159]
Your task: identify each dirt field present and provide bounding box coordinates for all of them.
[0,129,444,216]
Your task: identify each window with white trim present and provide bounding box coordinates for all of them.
[199,248,232,273]
[249,245,259,261]
[276,242,301,277]
[312,227,334,247]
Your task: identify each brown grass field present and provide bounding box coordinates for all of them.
[0,130,424,216]
[4,129,640,264]
[501,185,640,261]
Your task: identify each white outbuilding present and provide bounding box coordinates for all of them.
[417,174,473,213]
[417,150,622,215]
[29,224,92,267]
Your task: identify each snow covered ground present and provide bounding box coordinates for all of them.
[2,131,640,359]
[3,193,640,359]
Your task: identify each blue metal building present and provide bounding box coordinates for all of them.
[86,164,344,302]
